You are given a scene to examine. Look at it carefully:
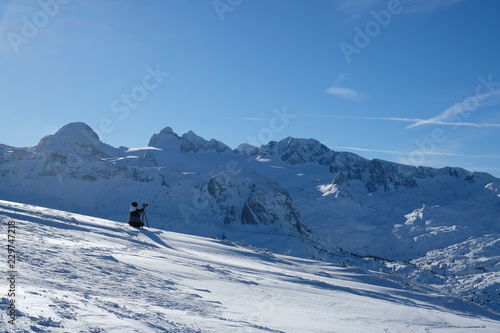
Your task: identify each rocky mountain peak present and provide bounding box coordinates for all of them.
[180,130,231,153]
[39,122,100,145]
[33,122,119,158]
[236,143,259,156]
[149,127,231,153]
[258,137,331,165]
[148,126,181,149]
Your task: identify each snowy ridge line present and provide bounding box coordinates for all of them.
[1,122,499,314]
[0,200,185,256]
[0,201,141,245]
[1,200,500,332]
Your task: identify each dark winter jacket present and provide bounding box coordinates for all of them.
[128,205,144,225]
[129,205,144,217]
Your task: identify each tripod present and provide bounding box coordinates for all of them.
[140,209,150,228]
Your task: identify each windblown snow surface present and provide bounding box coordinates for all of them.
[1,200,499,332]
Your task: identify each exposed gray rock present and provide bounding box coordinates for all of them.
[206,171,310,235]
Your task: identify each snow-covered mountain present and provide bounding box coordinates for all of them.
[1,200,499,332]
[0,122,499,314]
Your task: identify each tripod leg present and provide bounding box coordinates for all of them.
[142,210,150,228]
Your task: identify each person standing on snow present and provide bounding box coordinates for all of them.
[128,202,146,228]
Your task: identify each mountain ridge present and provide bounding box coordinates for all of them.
[1,122,499,313]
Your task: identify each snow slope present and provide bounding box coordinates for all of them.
[1,200,499,332]
[0,122,499,315]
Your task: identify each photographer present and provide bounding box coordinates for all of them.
[128,202,147,228]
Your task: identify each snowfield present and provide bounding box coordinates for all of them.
[1,200,499,332]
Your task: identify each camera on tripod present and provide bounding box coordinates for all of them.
[142,203,148,207]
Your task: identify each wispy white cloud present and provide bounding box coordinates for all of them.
[305,113,420,122]
[304,113,500,128]
[325,74,367,102]
[325,87,365,101]
[407,88,500,129]
[330,146,409,155]
[331,145,500,159]
[413,121,500,128]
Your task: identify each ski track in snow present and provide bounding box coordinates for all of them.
[1,200,499,333]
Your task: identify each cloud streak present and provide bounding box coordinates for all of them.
[325,86,365,101]
[331,145,500,159]
[305,113,420,122]
[407,88,500,128]
[325,74,367,102]
[304,113,500,128]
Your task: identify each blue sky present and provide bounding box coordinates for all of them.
[1,0,500,177]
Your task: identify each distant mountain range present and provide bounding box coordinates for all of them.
[1,122,499,313]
